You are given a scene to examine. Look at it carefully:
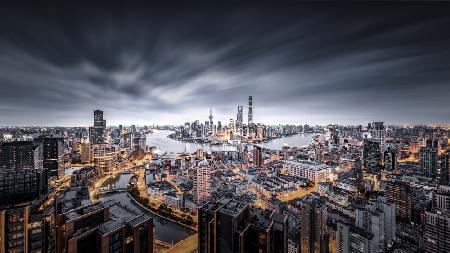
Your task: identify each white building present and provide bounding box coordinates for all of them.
[193,160,211,206]
[92,144,116,175]
[283,160,329,183]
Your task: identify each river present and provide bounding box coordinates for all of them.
[98,174,195,244]
[146,129,314,154]
[73,129,313,244]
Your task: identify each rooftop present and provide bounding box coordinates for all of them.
[220,199,248,216]
[284,160,328,171]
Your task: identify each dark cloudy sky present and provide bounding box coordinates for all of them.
[0,2,449,126]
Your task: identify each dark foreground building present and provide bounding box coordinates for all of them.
[198,198,288,253]
[55,199,153,253]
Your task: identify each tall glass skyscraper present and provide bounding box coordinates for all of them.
[89,110,105,144]
[248,96,253,124]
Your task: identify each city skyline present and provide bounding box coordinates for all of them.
[2,2,450,253]
[0,2,449,126]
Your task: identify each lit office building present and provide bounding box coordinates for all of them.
[300,195,327,253]
[369,122,386,152]
[89,110,105,144]
[35,136,64,178]
[420,145,438,178]
[0,141,43,170]
[362,138,382,173]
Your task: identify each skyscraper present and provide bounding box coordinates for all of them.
[386,180,412,222]
[90,109,105,144]
[362,138,382,173]
[248,96,253,125]
[424,185,450,252]
[34,136,64,178]
[300,195,327,253]
[424,210,450,252]
[369,122,386,152]
[438,151,449,184]
[336,222,374,253]
[420,141,438,178]
[236,105,243,127]
[253,145,262,167]
[193,160,211,206]
[383,145,397,171]
[0,143,49,253]
[94,109,103,126]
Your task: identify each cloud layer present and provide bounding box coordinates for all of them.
[0,2,449,126]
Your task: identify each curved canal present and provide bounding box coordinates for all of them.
[98,174,195,244]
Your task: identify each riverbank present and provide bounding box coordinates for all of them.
[129,169,197,230]
[163,234,198,253]
[166,132,304,146]
[127,189,197,231]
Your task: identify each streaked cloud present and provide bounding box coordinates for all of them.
[0,2,449,126]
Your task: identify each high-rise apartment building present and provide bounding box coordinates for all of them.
[386,180,412,222]
[420,145,438,178]
[92,144,116,176]
[300,195,327,253]
[193,161,211,206]
[423,185,450,252]
[438,151,449,184]
[0,141,43,170]
[424,211,450,253]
